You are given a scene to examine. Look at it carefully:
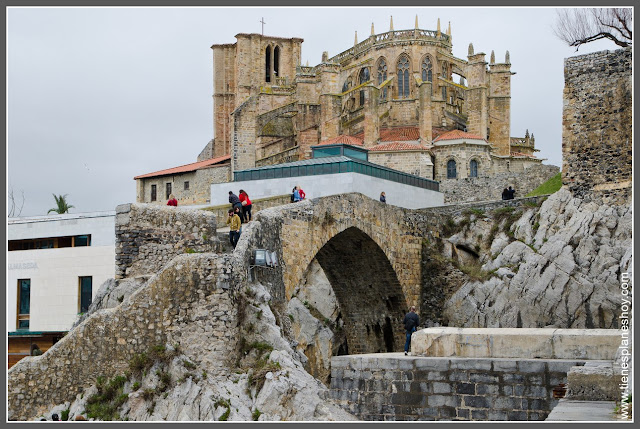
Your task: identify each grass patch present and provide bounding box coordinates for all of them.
[85,374,129,421]
[525,173,562,197]
[252,409,262,421]
[61,409,70,421]
[214,398,231,421]
[464,208,486,218]
[182,360,196,370]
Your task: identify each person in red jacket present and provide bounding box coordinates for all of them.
[297,185,306,200]
[239,189,253,222]
[167,194,178,206]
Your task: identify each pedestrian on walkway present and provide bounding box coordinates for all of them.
[380,192,386,203]
[226,209,241,248]
[229,191,244,222]
[167,194,178,206]
[402,306,420,356]
[239,189,252,222]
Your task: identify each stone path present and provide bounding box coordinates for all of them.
[545,400,619,421]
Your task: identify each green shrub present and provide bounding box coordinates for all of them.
[252,409,262,421]
[61,409,70,421]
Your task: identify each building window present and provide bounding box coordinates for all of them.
[397,56,410,99]
[17,279,30,329]
[273,46,280,78]
[151,184,157,202]
[359,67,370,107]
[184,181,189,191]
[442,86,447,101]
[470,159,478,178]
[377,59,388,100]
[265,46,272,83]
[342,77,352,93]
[166,183,172,200]
[447,160,457,179]
[9,235,92,251]
[74,235,90,247]
[421,56,433,82]
[79,276,92,313]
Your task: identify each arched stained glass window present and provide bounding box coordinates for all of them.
[397,56,410,99]
[342,77,352,93]
[421,56,433,82]
[377,59,388,99]
[359,67,370,84]
[470,159,478,178]
[447,159,457,179]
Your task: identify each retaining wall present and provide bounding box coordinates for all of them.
[330,355,586,421]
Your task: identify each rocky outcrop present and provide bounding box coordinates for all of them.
[443,188,632,329]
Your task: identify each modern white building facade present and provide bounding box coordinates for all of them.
[7,211,115,366]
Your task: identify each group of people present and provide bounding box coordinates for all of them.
[501,186,516,200]
[226,190,253,248]
[291,185,306,202]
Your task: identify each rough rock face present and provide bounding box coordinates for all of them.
[444,188,632,329]
[37,282,356,422]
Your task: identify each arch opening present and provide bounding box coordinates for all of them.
[312,227,407,355]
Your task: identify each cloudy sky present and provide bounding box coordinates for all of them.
[7,6,618,217]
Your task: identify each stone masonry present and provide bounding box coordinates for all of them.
[330,354,584,421]
[562,48,632,205]
[115,203,218,279]
[8,253,237,420]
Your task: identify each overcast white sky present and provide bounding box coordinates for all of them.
[7,6,619,217]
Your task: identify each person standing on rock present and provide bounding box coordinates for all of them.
[508,186,516,200]
[226,208,241,249]
[380,192,386,203]
[501,188,509,200]
[403,306,419,356]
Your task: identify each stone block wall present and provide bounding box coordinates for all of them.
[137,164,231,206]
[369,151,433,179]
[562,48,632,205]
[8,253,238,421]
[115,203,218,279]
[439,164,559,203]
[330,355,584,421]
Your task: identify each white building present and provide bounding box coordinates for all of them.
[7,211,115,367]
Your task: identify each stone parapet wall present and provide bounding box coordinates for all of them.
[562,48,632,205]
[440,164,559,203]
[115,203,218,279]
[330,355,585,421]
[8,253,237,421]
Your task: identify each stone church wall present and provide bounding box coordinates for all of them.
[114,204,218,279]
[439,164,559,204]
[562,48,632,205]
[369,151,433,179]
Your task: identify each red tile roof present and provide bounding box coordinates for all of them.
[134,155,231,180]
[379,127,421,142]
[316,135,364,146]
[368,141,431,152]
[433,130,485,142]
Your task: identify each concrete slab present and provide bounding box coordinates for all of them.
[412,327,621,360]
[545,400,618,421]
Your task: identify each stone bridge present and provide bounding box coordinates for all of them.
[238,193,424,354]
[233,193,547,356]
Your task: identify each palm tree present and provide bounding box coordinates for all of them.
[47,194,75,214]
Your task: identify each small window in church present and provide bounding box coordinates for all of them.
[421,56,433,82]
[447,159,457,179]
[184,181,190,191]
[273,46,280,78]
[359,67,370,84]
[470,160,478,178]
[151,185,157,202]
[397,56,410,99]
[265,46,272,83]
[377,59,388,99]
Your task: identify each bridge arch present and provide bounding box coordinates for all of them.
[313,226,406,353]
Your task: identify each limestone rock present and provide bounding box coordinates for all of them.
[445,188,632,329]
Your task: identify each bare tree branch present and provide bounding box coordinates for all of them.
[8,188,25,217]
[554,8,632,51]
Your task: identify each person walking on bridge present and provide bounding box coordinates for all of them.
[403,306,419,356]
